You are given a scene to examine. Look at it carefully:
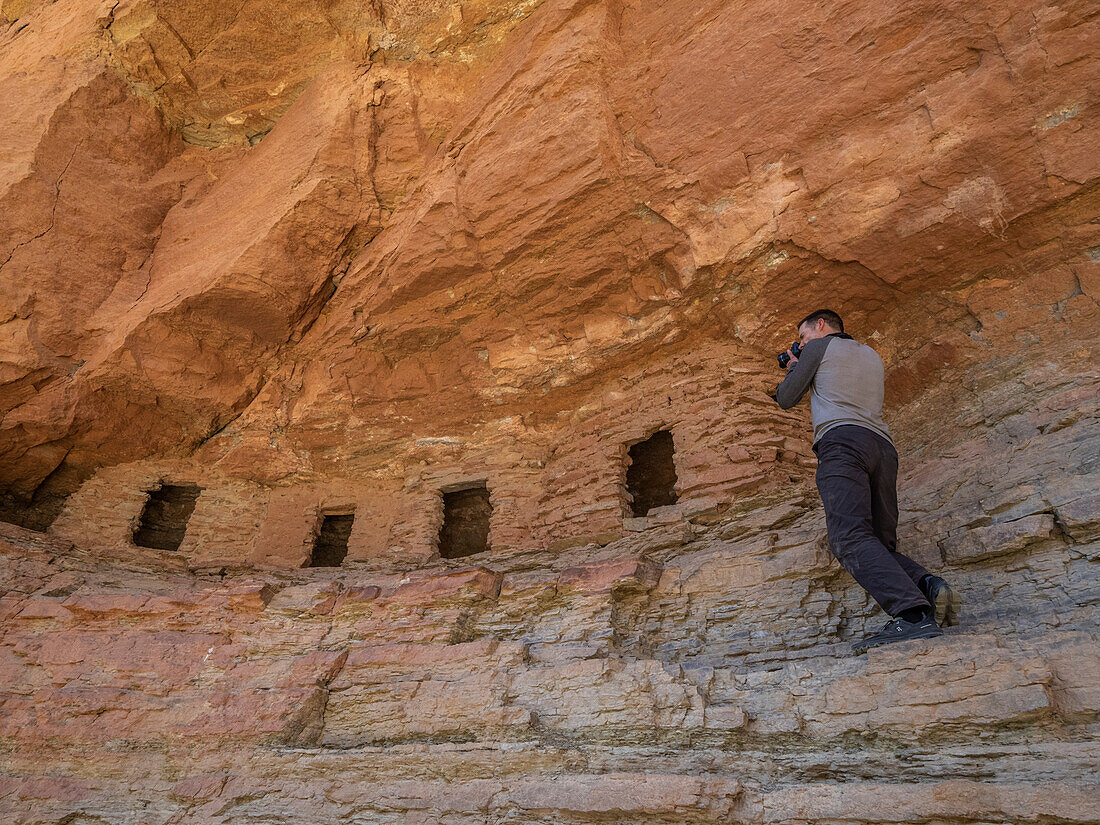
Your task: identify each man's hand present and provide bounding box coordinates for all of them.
[776,336,824,409]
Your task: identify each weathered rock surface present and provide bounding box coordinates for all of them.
[1,0,1098,821]
[2,467,1099,823]
[1,0,1097,522]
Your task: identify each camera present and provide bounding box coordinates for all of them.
[777,341,802,368]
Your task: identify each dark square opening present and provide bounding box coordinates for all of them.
[625,429,679,517]
[438,484,491,559]
[133,483,202,551]
[310,513,354,567]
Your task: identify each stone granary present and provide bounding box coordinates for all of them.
[1,0,1098,822]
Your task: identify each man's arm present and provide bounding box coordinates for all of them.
[774,336,830,409]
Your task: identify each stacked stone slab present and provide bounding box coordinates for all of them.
[1,448,1098,823]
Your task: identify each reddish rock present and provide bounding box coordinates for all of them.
[387,567,503,604]
[0,0,1097,821]
[557,556,663,594]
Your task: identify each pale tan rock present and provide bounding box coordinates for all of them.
[941,514,1057,564]
[506,773,741,815]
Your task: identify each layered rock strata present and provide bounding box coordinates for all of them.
[0,0,1098,821]
[1,0,1097,523]
[2,424,1098,823]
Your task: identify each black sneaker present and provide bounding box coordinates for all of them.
[920,575,960,627]
[851,616,942,654]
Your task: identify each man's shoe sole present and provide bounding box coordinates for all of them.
[930,582,961,628]
[851,625,942,655]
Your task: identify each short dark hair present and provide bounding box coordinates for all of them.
[797,308,844,333]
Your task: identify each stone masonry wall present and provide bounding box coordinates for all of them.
[2,292,1098,822]
[48,344,814,569]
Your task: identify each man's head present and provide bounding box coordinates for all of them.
[796,309,844,345]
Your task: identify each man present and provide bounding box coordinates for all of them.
[774,309,959,654]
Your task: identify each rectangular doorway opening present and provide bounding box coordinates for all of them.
[310,513,354,567]
[133,483,202,551]
[439,483,491,559]
[625,429,679,517]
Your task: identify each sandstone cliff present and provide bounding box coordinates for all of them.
[1,0,1098,822]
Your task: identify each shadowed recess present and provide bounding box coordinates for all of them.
[439,484,492,559]
[310,513,354,567]
[132,483,202,551]
[626,430,679,517]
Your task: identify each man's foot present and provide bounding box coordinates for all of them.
[920,575,960,627]
[851,615,942,655]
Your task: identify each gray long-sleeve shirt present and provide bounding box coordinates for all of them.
[774,333,893,447]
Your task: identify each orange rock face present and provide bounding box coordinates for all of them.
[1,0,1098,820]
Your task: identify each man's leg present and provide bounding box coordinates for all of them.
[868,432,959,626]
[815,429,930,617]
[868,434,931,585]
